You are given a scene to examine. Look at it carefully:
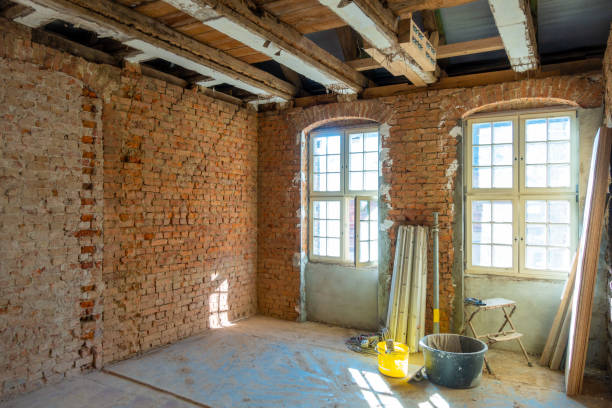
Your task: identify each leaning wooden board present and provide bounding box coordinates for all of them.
[565,127,612,395]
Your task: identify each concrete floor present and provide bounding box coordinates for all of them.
[2,316,611,408]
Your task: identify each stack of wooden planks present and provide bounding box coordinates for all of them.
[386,225,428,352]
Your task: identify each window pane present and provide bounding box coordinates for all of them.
[313,173,326,191]
[493,224,512,245]
[350,172,363,191]
[350,153,363,171]
[327,238,340,257]
[364,171,378,191]
[548,224,570,246]
[492,201,512,222]
[327,135,341,154]
[327,155,341,172]
[327,220,340,238]
[314,237,325,256]
[360,222,369,240]
[327,201,340,219]
[313,201,325,219]
[473,146,491,166]
[526,246,546,269]
[548,117,570,140]
[526,201,546,222]
[492,166,512,188]
[314,220,326,237]
[526,119,547,141]
[493,121,513,144]
[526,224,546,245]
[314,156,326,173]
[472,201,491,222]
[349,133,363,152]
[313,137,326,155]
[473,123,491,145]
[370,221,377,240]
[360,241,369,263]
[360,200,369,220]
[348,199,355,262]
[548,164,570,187]
[327,173,340,191]
[370,200,378,220]
[472,223,491,244]
[472,244,491,267]
[364,152,378,171]
[526,165,546,187]
[472,167,491,188]
[526,142,547,164]
[548,201,569,223]
[548,142,570,163]
[364,132,378,151]
[493,144,512,165]
[370,240,378,262]
[548,247,570,271]
[492,245,512,268]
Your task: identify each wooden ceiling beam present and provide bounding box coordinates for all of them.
[11,0,297,100]
[487,0,539,72]
[392,0,479,18]
[163,0,368,94]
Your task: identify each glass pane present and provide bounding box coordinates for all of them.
[349,133,363,152]
[472,167,491,188]
[548,224,570,246]
[548,117,570,140]
[526,224,546,245]
[526,201,546,222]
[314,237,325,256]
[327,173,340,191]
[364,171,378,191]
[360,222,369,240]
[313,173,325,191]
[548,248,570,271]
[526,246,546,269]
[360,200,369,221]
[313,201,325,219]
[327,238,340,257]
[526,165,546,187]
[350,172,363,191]
[313,156,326,173]
[327,220,340,238]
[472,223,491,244]
[473,123,491,145]
[359,241,369,263]
[548,164,570,187]
[492,245,512,268]
[492,201,512,223]
[327,155,341,172]
[492,166,512,188]
[526,119,547,141]
[492,144,512,165]
[493,224,512,245]
[548,201,570,223]
[350,153,363,171]
[348,200,355,262]
[548,142,570,163]
[472,244,491,267]
[327,201,340,219]
[314,220,325,237]
[313,137,326,155]
[493,121,513,144]
[370,240,378,262]
[472,201,491,222]
[370,200,378,220]
[370,221,377,240]
[364,132,378,151]
[327,135,341,154]
[472,146,491,166]
[525,142,547,164]
[364,152,378,171]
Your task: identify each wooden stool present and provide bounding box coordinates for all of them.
[462,298,532,374]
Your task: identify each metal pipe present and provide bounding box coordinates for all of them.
[433,212,440,334]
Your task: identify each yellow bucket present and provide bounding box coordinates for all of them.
[376,341,410,378]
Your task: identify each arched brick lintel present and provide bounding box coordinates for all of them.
[462,97,581,119]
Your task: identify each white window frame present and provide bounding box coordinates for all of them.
[308,125,379,267]
[465,110,578,279]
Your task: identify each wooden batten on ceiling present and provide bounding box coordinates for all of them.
[11,0,297,101]
[163,0,369,94]
[391,0,480,18]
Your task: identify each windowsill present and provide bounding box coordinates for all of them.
[465,270,569,282]
[307,260,378,270]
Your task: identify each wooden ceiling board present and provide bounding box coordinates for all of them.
[134,1,179,18]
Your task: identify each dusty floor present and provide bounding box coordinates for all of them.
[2,316,611,408]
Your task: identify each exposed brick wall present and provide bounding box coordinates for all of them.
[257,74,604,332]
[0,57,103,397]
[0,18,257,398]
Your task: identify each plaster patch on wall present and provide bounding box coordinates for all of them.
[449,125,462,138]
[380,147,393,167]
[293,252,302,268]
[445,159,458,191]
[380,183,391,203]
[380,219,394,231]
